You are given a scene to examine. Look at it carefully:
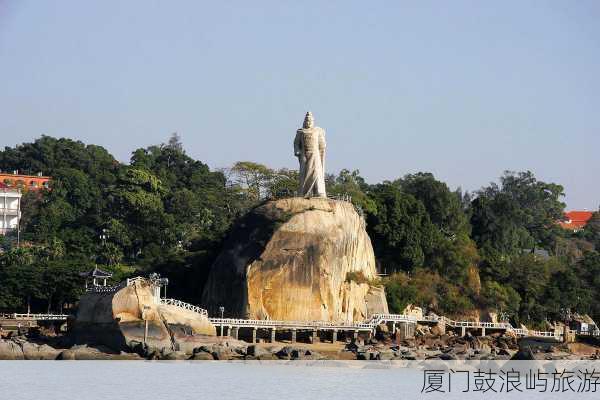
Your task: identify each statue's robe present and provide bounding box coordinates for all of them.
[294,126,326,197]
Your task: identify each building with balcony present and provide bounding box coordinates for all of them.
[0,182,21,235]
[0,171,50,191]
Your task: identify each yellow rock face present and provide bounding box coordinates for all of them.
[202,197,388,322]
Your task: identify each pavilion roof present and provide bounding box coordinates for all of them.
[80,266,113,278]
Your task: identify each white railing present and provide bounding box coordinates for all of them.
[210,314,417,331]
[159,298,208,317]
[528,330,559,338]
[369,314,418,324]
[446,320,513,329]
[86,276,148,293]
[577,330,600,337]
[11,313,68,321]
[126,277,146,286]
[417,314,559,339]
[420,315,440,323]
[207,313,561,339]
[208,317,377,330]
[86,284,123,293]
[328,193,352,202]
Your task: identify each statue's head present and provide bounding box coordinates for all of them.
[303,111,314,129]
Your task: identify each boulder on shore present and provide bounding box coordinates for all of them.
[0,339,25,360]
[0,338,62,360]
[72,278,215,354]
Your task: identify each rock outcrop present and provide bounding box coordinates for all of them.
[73,278,215,354]
[202,197,388,321]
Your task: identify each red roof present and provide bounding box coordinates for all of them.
[559,210,593,230]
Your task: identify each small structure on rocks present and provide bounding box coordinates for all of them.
[73,275,215,355]
[80,266,113,289]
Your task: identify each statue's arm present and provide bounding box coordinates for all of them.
[319,129,326,149]
[319,129,326,170]
[294,131,302,157]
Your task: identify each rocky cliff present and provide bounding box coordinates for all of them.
[73,278,215,354]
[202,197,388,321]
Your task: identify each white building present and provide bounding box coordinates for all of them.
[0,183,21,235]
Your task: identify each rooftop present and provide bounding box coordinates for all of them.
[559,210,594,231]
[0,171,50,179]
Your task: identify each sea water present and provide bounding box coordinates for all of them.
[0,361,595,400]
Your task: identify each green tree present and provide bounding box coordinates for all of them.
[366,183,438,272]
[480,280,521,318]
[108,167,173,263]
[398,172,478,281]
[471,171,565,258]
[228,161,274,202]
[267,168,299,199]
[398,172,471,238]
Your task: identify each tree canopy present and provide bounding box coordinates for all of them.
[1,136,598,328]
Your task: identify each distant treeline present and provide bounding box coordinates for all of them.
[0,135,598,328]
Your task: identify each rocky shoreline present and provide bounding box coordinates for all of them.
[2,329,600,361]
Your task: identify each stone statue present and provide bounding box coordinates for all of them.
[294,112,327,197]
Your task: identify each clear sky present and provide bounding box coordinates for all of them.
[1,1,598,209]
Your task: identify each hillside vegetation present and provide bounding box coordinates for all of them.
[1,135,599,327]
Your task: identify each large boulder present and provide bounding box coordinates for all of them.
[22,342,61,360]
[202,197,388,321]
[0,339,24,360]
[73,278,215,354]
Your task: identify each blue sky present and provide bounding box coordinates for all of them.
[1,1,598,209]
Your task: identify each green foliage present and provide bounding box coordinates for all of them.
[366,183,438,271]
[471,171,566,258]
[397,173,479,281]
[383,272,417,313]
[480,280,521,318]
[0,245,88,312]
[383,270,475,316]
[268,169,299,199]
[1,136,597,326]
[326,169,377,215]
[583,210,600,251]
[229,161,274,201]
[345,271,370,285]
[398,172,471,238]
[0,135,240,310]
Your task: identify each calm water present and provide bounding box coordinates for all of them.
[0,361,596,400]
